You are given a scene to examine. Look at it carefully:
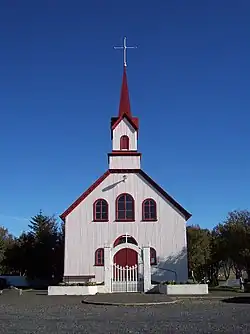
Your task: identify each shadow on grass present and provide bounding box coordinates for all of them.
[222,297,250,304]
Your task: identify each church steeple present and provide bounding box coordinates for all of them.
[108,63,141,170]
[118,67,132,118]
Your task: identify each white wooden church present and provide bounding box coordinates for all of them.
[60,60,191,292]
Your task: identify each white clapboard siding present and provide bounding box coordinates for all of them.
[109,156,141,169]
[64,172,188,283]
[112,119,137,151]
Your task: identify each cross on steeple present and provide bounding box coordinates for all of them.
[114,37,137,67]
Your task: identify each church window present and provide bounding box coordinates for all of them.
[150,247,157,265]
[113,235,138,247]
[142,199,157,221]
[120,135,129,150]
[116,193,135,221]
[93,199,108,221]
[95,248,104,266]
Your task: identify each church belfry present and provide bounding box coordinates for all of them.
[108,66,141,169]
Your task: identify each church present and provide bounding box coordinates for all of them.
[60,58,191,289]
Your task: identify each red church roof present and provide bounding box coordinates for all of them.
[119,67,132,117]
[111,67,139,131]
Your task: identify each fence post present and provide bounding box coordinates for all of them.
[104,246,112,293]
[143,246,151,292]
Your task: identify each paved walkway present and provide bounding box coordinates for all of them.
[82,291,250,306]
[82,293,177,305]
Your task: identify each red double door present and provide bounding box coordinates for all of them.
[114,248,138,267]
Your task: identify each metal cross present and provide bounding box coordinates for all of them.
[125,232,129,243]
[114,37,137,67]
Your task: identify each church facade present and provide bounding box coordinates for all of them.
[61,67,191,286]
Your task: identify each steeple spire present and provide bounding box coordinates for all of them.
[118,66,132,117]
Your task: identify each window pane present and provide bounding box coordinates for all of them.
[120,237,126,244]
[102,203,108,214]
[150,248,156,264]
[126,210,134,219]
[102,212,108,220]
[144,205,150,214]
[127,237,137,245]
[150,206,156,219]
[118,210,125,219]
[125,195,133,203]
[95,203,101,213]
[95,212,101,220]
[126,201,133,212]
[118,201,125,211]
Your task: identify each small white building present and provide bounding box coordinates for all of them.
[61,66,191,291]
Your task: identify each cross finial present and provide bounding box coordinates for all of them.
[114,37,137,67]
[125,232,129,243]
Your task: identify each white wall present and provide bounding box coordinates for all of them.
[112,118,137,151]
[109,155,140,169]
[64,172,188,283]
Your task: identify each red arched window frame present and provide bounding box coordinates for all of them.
[95,248,104,266]
[93,199,109,222]
[142,198,157,221]
[116,193,135,221]
[150,247,157,265]
[120,135,129,150]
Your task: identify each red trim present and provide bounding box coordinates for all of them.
[142,198,157,221]
[93,199,109,222]
[95,248,104,266]
[120,135,129,150]
[60,170,110,221]
[150,247,157,265]
[115,193,135,221]
[109,151,141,156]
[60,169,191,221]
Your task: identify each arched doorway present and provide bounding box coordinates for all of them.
[113,235,138,266]
[111,235,143,292]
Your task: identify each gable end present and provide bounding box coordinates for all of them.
[60,168,191,222]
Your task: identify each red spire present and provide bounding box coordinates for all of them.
[118,66,132,118]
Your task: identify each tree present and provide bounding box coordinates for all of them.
[0,226,14,274]
[3,211,64,283]
[27,211,59,280]
[214,210,250,277]
[187,225,212,281]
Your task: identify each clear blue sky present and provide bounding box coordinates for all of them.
[0,0,250,236]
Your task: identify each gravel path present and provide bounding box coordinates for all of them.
[0,290,250,333]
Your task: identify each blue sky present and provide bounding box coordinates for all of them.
[0,0,250,236]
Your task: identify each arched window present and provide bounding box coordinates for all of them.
[142,198,157,221]
[120,135,129,150]
[95,248,104,266]
[113,235,138,247]
[93,199,108,221]
[116,193,135,221]
[150,247,157,265]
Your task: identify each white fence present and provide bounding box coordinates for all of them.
[112,264,143,292]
